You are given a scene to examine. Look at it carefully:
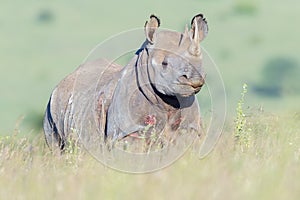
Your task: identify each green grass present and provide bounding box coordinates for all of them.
[0,113,299,200]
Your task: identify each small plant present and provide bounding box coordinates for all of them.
[234,83,250,151]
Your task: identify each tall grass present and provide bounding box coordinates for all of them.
[0,112,299,200]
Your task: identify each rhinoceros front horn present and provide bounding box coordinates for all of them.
[189,14,209,56]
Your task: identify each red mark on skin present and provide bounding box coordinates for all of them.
[174,117,182,126]
[126,115,156,139]
[145,115,156,126]
[171,117,182,130]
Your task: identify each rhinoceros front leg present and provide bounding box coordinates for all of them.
[166,101,202,147]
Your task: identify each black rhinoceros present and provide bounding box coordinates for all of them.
[43,14,208,152]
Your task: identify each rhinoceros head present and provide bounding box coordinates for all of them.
[144,14,208,97]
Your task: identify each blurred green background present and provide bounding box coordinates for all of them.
[1,0,299,135]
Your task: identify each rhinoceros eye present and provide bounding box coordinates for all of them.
[162,61,168,67]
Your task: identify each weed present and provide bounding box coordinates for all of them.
[234,83,250,151]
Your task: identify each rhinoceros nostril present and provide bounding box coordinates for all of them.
[178,75,192,84]
[182,74,188,79]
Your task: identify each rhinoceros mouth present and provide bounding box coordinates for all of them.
[180,81,202,89]
[173,84,202,97]
[177,76,204,95]
[178,81,203,93]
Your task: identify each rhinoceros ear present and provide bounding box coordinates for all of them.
[144,14,160,44]
[190,14,208,42]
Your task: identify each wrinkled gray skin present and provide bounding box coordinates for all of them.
[43,14,208,150]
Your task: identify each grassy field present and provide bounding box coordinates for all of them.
[1,0,300,133]
[1,0,300,199]
[0,112,299,200]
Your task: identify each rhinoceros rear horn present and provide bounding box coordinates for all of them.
[144,14,160,44]
[189,14,208,56]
